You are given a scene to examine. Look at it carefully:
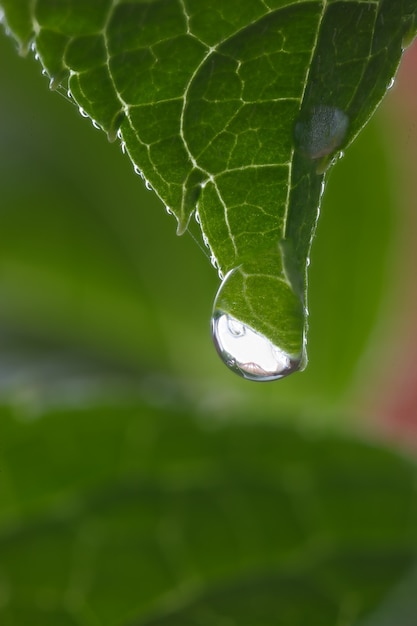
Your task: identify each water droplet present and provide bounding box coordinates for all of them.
[387,77,395,90]
[295,105,349,163]
[79,107,89,118]
[211,264,306,381]
[133,164,143,177]
[145,180,152,191]
[92,119,101,130]
[211,312,302,382]
[210,255,223,277]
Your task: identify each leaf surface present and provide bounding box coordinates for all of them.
[0,402,417,625]
[1,0,416,377]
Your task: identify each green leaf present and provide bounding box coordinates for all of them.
[0,402,417,625]
[1,0,416,380]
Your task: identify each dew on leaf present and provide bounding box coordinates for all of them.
[202,233,210,249]
[211,311,303,382]
[294,105,349,166]
[210,254,219,270]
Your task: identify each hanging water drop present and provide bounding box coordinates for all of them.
[211,265,306,381]
[145,180,153,191]
[211,312,302,381]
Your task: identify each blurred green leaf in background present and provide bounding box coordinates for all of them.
[1,404,417,625]
[1,3,417,625]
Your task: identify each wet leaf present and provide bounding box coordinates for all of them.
[0,402,417,625]
[1,0,416,379]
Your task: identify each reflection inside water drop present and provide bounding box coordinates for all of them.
[211,312,302,382]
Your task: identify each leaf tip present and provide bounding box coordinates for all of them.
[176,214,191,236]
[107,110,126,143]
